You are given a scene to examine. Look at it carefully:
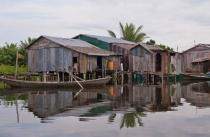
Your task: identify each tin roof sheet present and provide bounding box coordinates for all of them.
[141,44,164,51]
[112,43,137,50]
[192,55,210,63]
[183,44,210,53]
[74,34,137,44]
[42,35,94,47]
[66,46,117,56]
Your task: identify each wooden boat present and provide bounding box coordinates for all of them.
[0,76,112,88]
[180,73,210,80]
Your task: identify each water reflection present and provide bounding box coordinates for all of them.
[1,81,210,128]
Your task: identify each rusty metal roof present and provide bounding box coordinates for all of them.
[74,34,137,44]
[142,44,164,51]
[183,44,210,53]
[27,35,118,56]
[42,35,94,47]
[192,55,210,63]
[112,43,137,50]
[66,46,118,56]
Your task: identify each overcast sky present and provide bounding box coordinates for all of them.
[0,0,210,52]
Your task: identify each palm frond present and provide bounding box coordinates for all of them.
[107,30,116,37]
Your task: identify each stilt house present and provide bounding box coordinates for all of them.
[26,35,120,81]
[73,34,137,71]
[181,44,210,73]
[129,44,175,74]
[191,55,210,73]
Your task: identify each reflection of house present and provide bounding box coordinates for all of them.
[182,82,210,107]
[26,35,120,80]
[181,44,210,73]
[27,90,108,118]
[108,83,182,112]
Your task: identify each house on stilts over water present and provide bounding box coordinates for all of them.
[73,34,181,82]
[26,35,120,81]
[181,44,210,73]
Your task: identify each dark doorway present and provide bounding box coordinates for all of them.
[156,88,162,105]
[156,53,162,72]
[97,56,102,69]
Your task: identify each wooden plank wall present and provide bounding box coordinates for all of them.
[182,46,210,72]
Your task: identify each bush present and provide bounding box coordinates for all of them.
[0,65,27,74]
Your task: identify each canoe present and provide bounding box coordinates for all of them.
[180,73,210,80]
[0,76,112,88]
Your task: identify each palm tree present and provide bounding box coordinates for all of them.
[107,22,148,43]
[120,112,146,129]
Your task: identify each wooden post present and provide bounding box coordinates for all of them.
[42,71,46,82]
[161,71,163,83]
[57,71,60,82]
[15,49,18,80]
[62,71,64,82]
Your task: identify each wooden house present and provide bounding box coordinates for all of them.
[73,34,178,77]
[26,35,120,81]
[129,44,175,74]
[73,34,137,71]
[181,44,210,73]
[191,55,210,73]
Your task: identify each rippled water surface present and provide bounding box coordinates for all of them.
[0,81,210,137]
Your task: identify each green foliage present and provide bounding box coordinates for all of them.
[159,44,174,51]
[0,65,27,74]
[0,37,36,66]
[146,39,156,45]
[145,39,174,51]
[120,112,146,129]
[107,22,148,43]
[0,43,18,65]
[19,37,36,66]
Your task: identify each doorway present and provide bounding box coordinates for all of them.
[97,56,102,69]
[156,53,162,72]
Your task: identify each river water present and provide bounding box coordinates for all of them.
[0,81,210,137]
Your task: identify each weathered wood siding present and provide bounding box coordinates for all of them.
[28,37,100,73]
[181,46,210,72]
[28,47,73,72]
[109,44,129,71]
[129,46,153,72]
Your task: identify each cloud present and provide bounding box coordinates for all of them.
[0,0,210,51]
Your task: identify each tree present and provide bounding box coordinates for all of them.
[0,43,18,65]
[159,44,174,51]
[107,22,148,43]
[145,39,174,51]
[18,37,36,65]
[146,39,156,45]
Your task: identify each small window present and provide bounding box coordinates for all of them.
[73,57,77,63]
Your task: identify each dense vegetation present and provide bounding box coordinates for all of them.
[0,37,36,73]
[146,39,174,51]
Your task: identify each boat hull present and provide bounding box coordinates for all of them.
[180,73,210,80]
[0,77,112,88]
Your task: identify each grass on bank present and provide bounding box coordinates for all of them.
[0,65,28,74]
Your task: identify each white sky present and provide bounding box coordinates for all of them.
[0,0,210,52]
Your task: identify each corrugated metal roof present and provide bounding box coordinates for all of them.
[142,44,164,51]
[192,55,210,63]
[42,35,94,47]
[112,43,137,50]
[66,46,118,56]
[183,44,210,53]
[27,35,118,56]
[74,34,137,44]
